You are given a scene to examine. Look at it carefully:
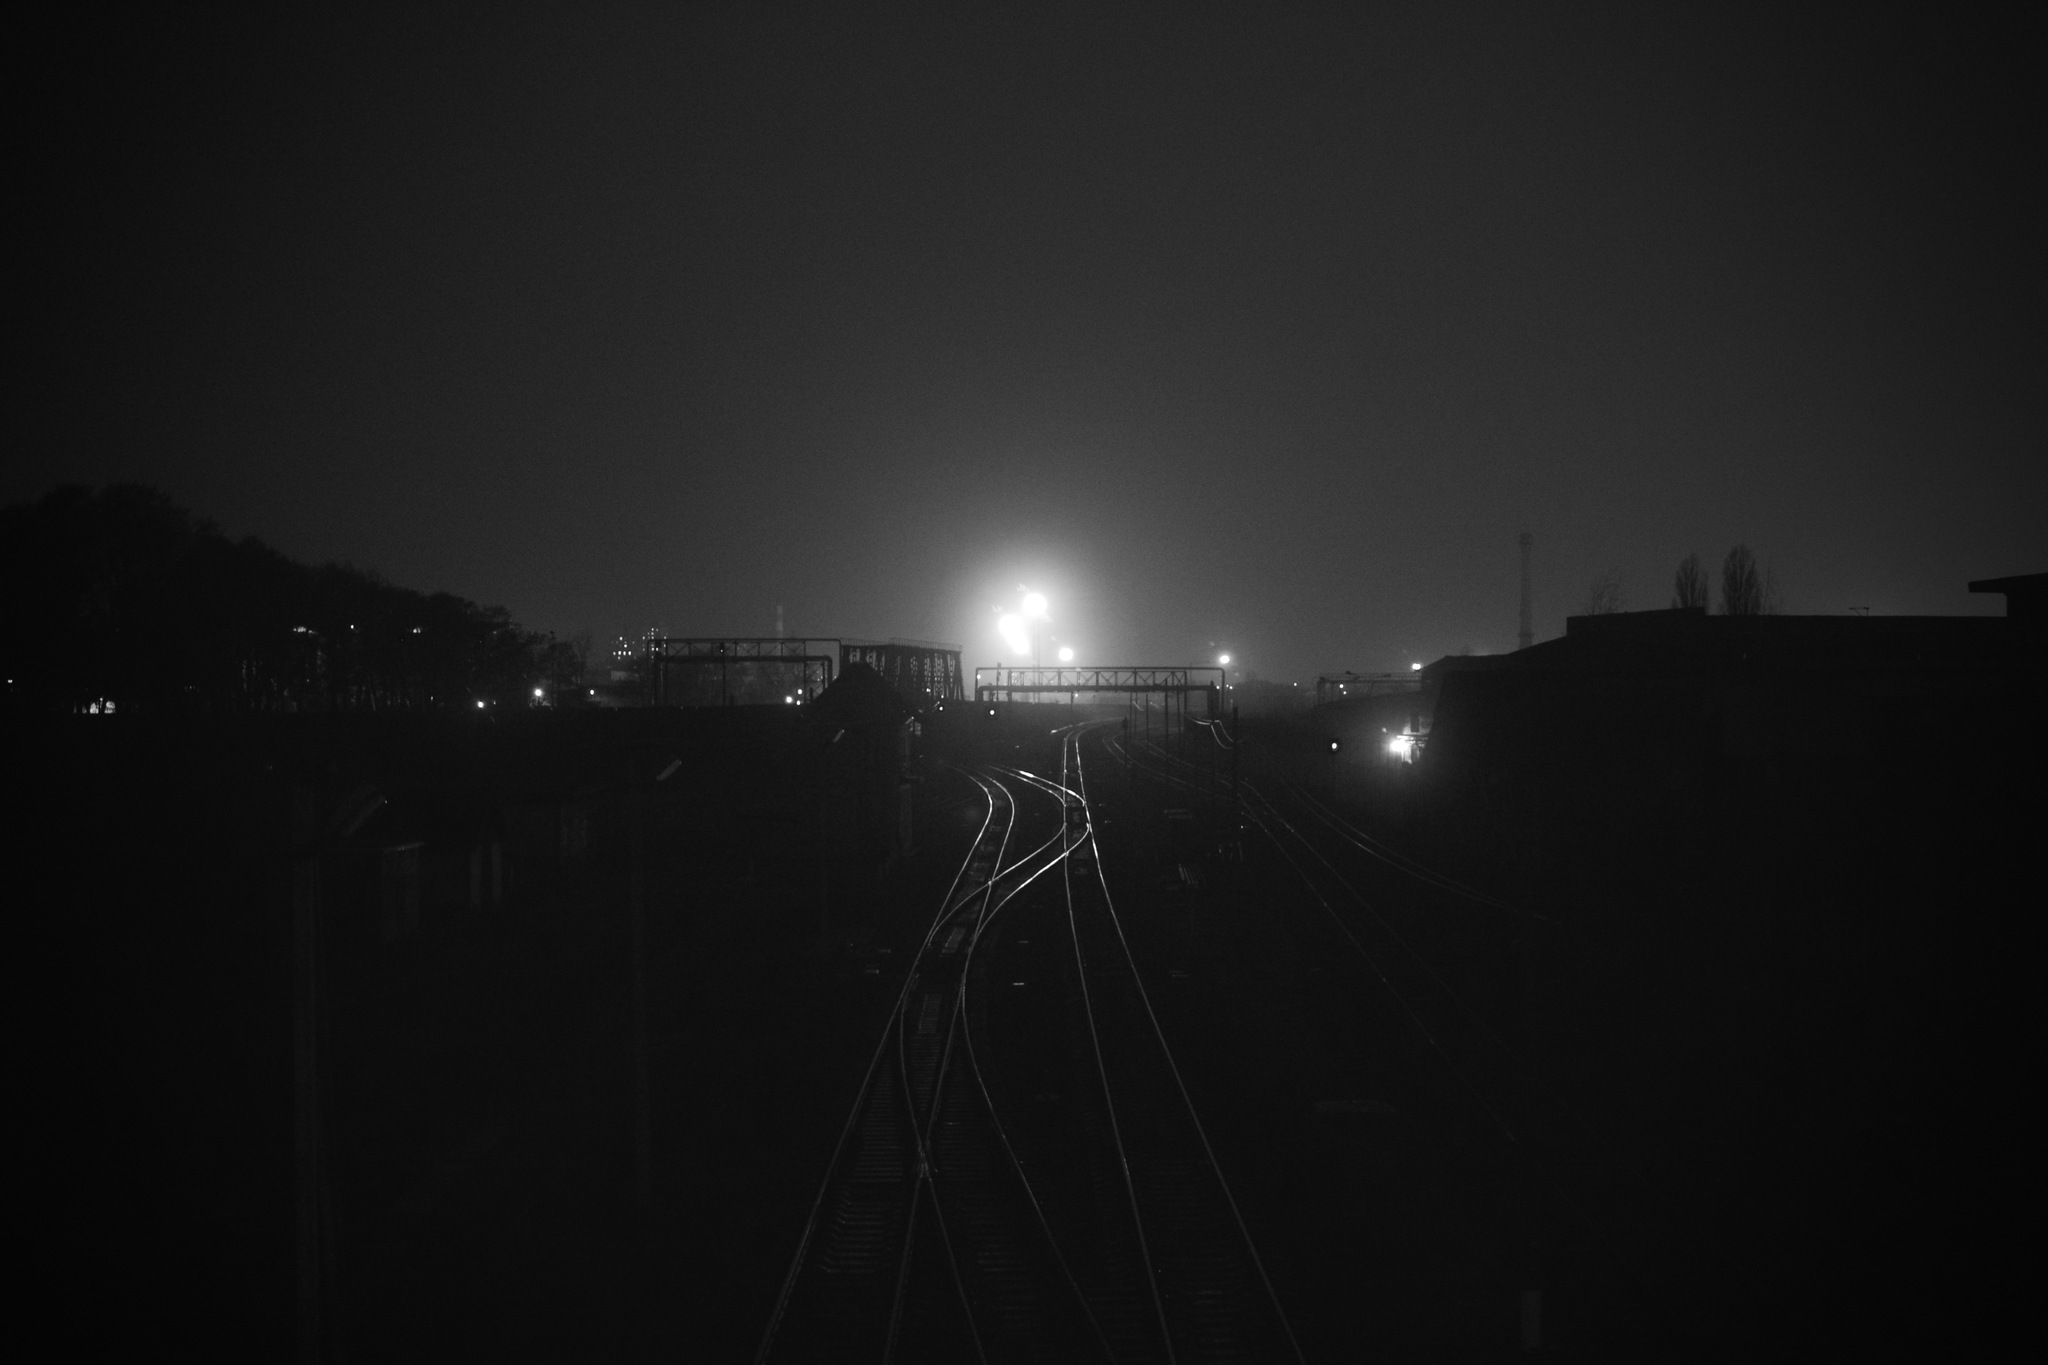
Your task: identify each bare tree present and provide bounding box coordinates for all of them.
[1720,544,1765,616]
[1672,552,1710,610]
[1583,569,1625,615]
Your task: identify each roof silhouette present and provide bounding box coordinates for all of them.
[809,661,911,727]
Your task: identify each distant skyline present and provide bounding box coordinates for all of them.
[25,6,2041,680]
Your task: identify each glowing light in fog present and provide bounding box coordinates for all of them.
[1388,734,1416,761]
[1021,591,1048,620]
[1219,653,1231,665]
[998,613,1031,656]
[1410,661,1423,671]
[1057,646,1074,662]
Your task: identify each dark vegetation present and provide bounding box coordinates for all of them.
[1,485,582,714]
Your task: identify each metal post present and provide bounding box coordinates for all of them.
[1231,704,1241,823]
[293,789,328,1363]
[629,765,653,1208]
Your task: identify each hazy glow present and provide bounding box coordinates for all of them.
[1057,645,1074,662]
[1410,661,1423,671]
[998,613,1031,656]
[1388,733,1416,761]
[532,686,544,698]
[1021,591,1048,620]
[1218,653,1231,665]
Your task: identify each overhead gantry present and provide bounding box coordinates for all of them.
[644,637,964,709]
[972,665,1225,716]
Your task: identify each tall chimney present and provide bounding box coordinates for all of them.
[1518,533,1533,651]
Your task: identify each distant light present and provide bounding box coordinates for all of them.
[1021,591,1048,620]
[1410,661,1423,671]
[589,689,596,696]
[476,700,486,709]
[997,613,1031,656]
[784,694,794,704]
[1219,653,1231,665]
[533,687,544,698]
[1057,646,1074,662]
[1388,734,1416,762]
[411,627,422,634]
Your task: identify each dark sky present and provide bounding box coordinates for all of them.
[28,4,2043,680]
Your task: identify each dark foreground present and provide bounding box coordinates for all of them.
[19,702,2034,1359]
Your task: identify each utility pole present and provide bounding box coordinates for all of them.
[1518,532,1534,651]
[295,782,383,1361]
[1231,703,1241,825]
[294,788,328,1363]
[628,760,653,1209]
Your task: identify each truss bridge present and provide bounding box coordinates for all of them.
[646,637,963,709]
[972,665,1225,716]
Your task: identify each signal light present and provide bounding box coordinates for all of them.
[1328,737,1341,753]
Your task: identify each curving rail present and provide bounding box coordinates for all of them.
[759,725,1307,1363]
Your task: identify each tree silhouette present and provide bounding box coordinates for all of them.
[1,484,569,714]
[1672,552,1710,610]
[1720,545,1765,616]
[1583,570,1625,615]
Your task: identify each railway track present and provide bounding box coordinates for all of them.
[1114,724,1732,1338]
[758,725,1303,1363]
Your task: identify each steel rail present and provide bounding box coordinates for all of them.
[1122,731,1520,1139]
[989,757,1173,1362]
[755,768,1012,1364]
[884,767,1080,1362]
[1266,768,1529,915]
[1244,765,1741,1311]
[948,768,1122,1363]
[1064,724,1309,1364]
[1123,731,1723,1314]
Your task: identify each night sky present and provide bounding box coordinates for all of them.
[28,5,2042,681]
